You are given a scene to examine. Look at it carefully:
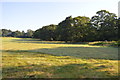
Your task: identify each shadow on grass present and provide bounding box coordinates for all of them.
[31,47,118,60]
[2,45,118,60]
[11,38,119,48]
[11,38,89,44]
[11,38,65,44]
[2,62,118,78]
[2,49,119,78]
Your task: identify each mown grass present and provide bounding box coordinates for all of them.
[1,37,119,78]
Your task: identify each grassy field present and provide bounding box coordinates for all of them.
[1,37,119,78]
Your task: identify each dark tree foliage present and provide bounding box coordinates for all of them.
[56,16,74,42]
[26,29,34,38]
[2,10,118,42]
[33,10,118,42]
[91,10,118,41]
[72,16,96,42]
[56,16,95,42]
[1,29,12,37]
[118,17,120,40]
[11,30,22,37]
[33,24,57,41]
[1,29,34,38]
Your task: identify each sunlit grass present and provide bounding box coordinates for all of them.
[2,37,118,59]
[2,37,103,50]
[2,37,119,78]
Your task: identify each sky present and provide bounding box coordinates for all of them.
[0,0,119,32]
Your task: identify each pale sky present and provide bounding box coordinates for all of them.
[0,0,119,32]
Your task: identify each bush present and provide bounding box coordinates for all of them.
[89,41,119,47]
[117,40,120,47]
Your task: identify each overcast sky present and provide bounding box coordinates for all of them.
[0,0,119,32]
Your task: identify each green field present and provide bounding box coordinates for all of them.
[1,37,119,78]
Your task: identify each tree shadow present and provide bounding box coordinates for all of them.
[2,63,119,78]
[11,38,89,44]
[2,49,119,78]
[11,38,66,44]
[2,45,118,60]
[32,47,118,60]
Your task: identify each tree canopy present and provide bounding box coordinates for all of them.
[91,10,118,41]
[1,29,34,38]
[1,10,118,42]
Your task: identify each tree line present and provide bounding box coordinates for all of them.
[1,29,34,38]
[1,10,119,42]
[33,10,118,42]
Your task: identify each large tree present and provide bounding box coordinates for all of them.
[72,16,95,42]
[33,24,57,41]
[118,17,120,40]
[56,16,95,42]
[26,29,34,38]
[2,29,12,37]
[56,16,74,42]
[11,30,22,37]
[91,10,118,41]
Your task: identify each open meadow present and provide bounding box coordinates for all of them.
[1,37,119,78]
